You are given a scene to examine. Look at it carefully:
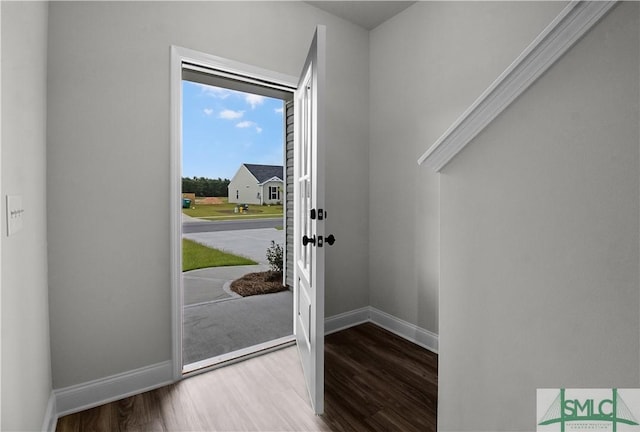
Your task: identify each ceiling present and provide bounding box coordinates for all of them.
[304,1,417,30]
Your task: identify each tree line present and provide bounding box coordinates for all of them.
[182,177,230,197]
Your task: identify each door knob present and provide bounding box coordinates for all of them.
[302,235,316,246]
[326,234,336,245]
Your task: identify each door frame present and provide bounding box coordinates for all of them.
[170,46,297,380]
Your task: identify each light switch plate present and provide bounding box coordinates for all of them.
[7,195,24,236]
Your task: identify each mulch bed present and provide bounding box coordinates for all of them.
[230,271,288,297]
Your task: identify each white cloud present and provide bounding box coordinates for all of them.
[236,121,262,133]
[236,121,255,128]
[274,107,284,114]
[219,109,244,120]
[203,108,214,116]
[245,94,265,109]
[194,83,234,99]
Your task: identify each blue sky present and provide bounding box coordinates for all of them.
[182,81,285,180]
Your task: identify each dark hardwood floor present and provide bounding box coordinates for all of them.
[324,323,438,432]
[56,323,437,431]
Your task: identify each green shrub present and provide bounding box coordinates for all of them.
[266,241,283,273]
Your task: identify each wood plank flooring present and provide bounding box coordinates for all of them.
[324,323,437,431]
[56,323,437,431]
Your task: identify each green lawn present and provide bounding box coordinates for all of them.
[183,198,283,221]
[182,238,256,272]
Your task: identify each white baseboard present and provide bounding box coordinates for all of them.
[369,307,439,354]
[54,361,173,417]
[41,391,58,432]
[325,307,370,335]
[53,309,435,418]
[325,307,439,354]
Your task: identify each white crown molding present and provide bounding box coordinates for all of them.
[417,0,617,172]
[54,361,173,417]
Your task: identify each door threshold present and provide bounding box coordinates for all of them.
[182,335,295,377]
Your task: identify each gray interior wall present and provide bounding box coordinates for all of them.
[1,2,52,430]
[439,3,640,430]
[46,1,369,389]
[368,1,566,336]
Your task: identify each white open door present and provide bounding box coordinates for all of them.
[293,25,326,415]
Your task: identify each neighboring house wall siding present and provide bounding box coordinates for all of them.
[228,165,261,205]
[439,3,639,430]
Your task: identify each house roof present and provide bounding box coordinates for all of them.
[244,164,283,184]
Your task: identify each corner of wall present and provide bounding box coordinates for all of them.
[325,307,439,354]
[41,392,57,432]
[1,1,53,430]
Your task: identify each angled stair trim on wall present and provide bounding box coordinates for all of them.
[417,0,617,172]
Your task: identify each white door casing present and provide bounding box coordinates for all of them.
[293,25,326,415]
[170,28,326,413]
[170,46,296,378]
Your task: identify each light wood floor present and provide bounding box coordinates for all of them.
[56,323,438,431]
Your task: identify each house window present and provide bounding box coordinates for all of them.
[236,190,239,199]
[269,186,280,200]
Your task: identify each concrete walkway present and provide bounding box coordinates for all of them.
[182,223,290,366]
[182,264,292,366]
[183,289,292,366]
[183,265,268,306]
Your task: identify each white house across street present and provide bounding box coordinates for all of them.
[228,163,284,205]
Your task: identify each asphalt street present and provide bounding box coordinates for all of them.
[182,217,282,233]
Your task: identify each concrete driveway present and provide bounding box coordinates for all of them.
[183,228,284,264]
